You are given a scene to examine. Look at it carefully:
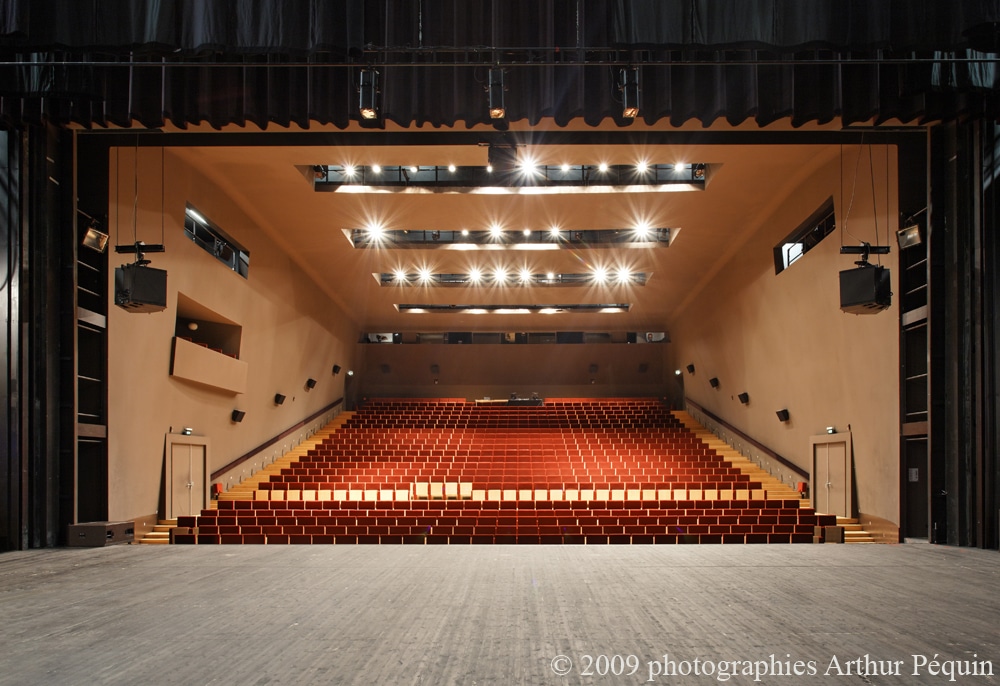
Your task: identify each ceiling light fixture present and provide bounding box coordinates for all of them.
[620,66,640,119]
[358,68,379,120]
[488,67,506,119]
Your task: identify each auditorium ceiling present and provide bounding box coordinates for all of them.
[169,122,853,335]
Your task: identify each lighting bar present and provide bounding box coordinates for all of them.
[378,272,650,286]
[349,227,672,249]
[397,303,631,314]
[315,163,707,191]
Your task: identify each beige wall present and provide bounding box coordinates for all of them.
[356,341,674,402]
[669,146,900,524]
[107,148,357,522]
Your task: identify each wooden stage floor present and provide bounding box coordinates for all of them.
[0,544,996,685]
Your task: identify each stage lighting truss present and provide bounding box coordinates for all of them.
[378,271,650,287]
[349,227,673,250]
[396,303,631,315]
[315,163,707,192]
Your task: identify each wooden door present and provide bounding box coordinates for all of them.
[166,435,210,519]
[810,434,852,517]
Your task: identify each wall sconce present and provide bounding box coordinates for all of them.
[738,392,750,404]
[686,364,695,374]
[826,426,837,434]
[709,377,720,388]
[776,409,790,422]
[231,409,246,423]
[305,378,317,389]
[274,394,286,406]
[332,364,342,375]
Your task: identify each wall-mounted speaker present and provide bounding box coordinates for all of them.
[776,409,790,422]
[332,364,342,375]
[588,363,599,374]
[430,364,440,375]
[306,378,317,389]
[738,392,749,404]
[686,364,695,374]
[709,377,719,388]
[274,394,286,405]
[231,409,246,423]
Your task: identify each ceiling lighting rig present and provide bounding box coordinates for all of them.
[377,271,649,287]
[397,303,631,315]
[348,227,673,249]
[314,163,707,192]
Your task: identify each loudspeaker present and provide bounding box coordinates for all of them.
[274,394,286,405]
[839,265,891,314]
[332,365,342,375]
[686,364,695,374]
[738,392,749,404]
[305,378,317,389]
[776,409,790,422]
[114,264,167,313]
[231,409,246,423]
[709,377,719,388]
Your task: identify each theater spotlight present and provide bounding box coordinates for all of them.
[231,409,246,423]
[896,224,922,250]
[274,394,286,406]
[332,365,342,375]
[358,68,379,120]
[709,377,720,388]
[488,67,506,119]
[306,378,317,389]
[82,220,109,253]
[620,67,640,119]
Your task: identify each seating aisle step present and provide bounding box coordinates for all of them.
[214,412,356,507]
[838,517,877,543]
[138,519,177,545]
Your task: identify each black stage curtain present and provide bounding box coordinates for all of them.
[0,0,998,129]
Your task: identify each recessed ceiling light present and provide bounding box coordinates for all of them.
[486,164,494,173]
[519,268,533,283]
[371,164,382,173]
[494,268,508,283]
[393,268,408,282]
[344,165,356,177]
[409,166,418,173]
[461,229,470,236]
[522,228,531,236]
[598,162,609,172]
[636,161,648,173]
[592,266,608,284]
[560,163,570,172]
[615,267,632,283]
[417,267,432,283]
[489,224,503,239]
[468,267,482,283]
[448,164,457,172]
[549,226,561,237]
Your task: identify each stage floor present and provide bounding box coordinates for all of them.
[0,543,996,685]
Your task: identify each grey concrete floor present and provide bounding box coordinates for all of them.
[0,543,997,686]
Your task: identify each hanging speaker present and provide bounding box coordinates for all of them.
[114,263,167,313]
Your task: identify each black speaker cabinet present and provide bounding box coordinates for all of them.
[839,265,891,314]
[115,264,167,313]
[67,520,135,547]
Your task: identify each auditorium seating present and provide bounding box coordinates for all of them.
[179,398,834,544]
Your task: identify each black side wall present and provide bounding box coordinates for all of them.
[0,125,74,551]
[930,119,1000,549]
